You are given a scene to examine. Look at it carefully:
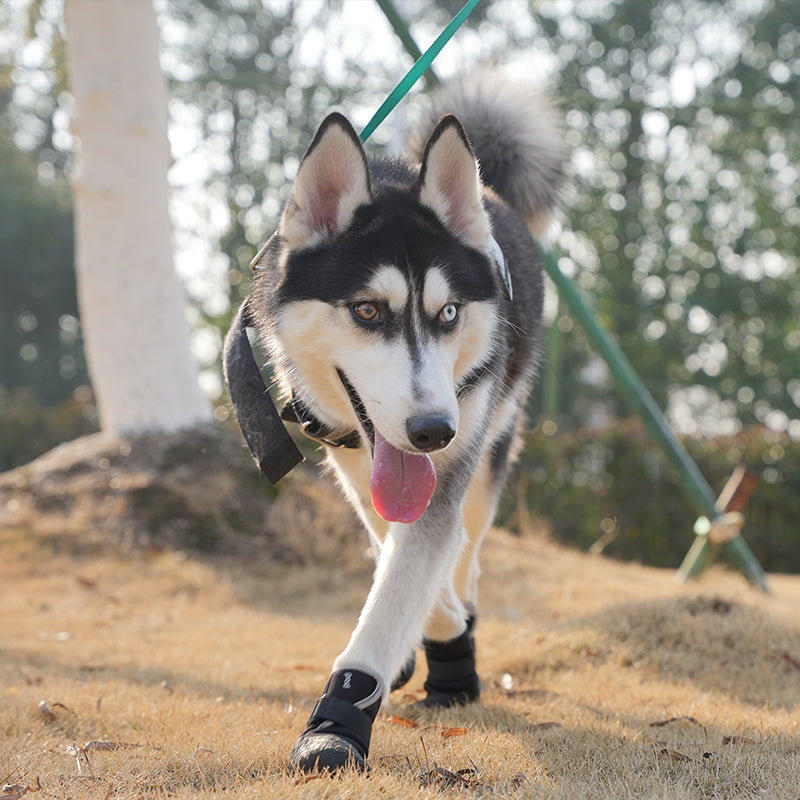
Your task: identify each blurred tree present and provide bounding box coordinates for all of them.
[0,0,85,407]
[158,0,411,339]
[533,0,799,438]
[64,0,211,434]
[0,0,70,168]
[0,127,86,404]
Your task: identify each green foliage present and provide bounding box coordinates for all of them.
[0,387,97,472]
[532,0,799,435]
[0,127,86,406]
[510,420,800,574]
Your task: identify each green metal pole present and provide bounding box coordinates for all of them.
[542,299,562,419]
[541,250,768,592]
[723,535,769,590]
[374,0,440,89]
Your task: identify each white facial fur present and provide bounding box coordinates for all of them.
[274,265,498,452]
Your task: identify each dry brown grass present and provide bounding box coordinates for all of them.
[2,432,800,798]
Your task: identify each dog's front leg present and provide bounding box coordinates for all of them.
[289,508,465,773]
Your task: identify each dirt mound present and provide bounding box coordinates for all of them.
[0,422,361,564]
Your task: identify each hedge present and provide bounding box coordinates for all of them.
[0,387,98,472]
[506,419,799,574]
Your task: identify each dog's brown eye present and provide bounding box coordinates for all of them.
[353,301,380,322]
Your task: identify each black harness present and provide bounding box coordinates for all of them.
[222,298,303,484]
[222,297,360,486]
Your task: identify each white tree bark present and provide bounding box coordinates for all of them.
[65,0,211,434]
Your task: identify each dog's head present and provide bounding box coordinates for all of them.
[259,113,508,521]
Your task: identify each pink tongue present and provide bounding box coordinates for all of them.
[370,430,437,523]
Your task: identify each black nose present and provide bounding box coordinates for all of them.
[406,415,456,452]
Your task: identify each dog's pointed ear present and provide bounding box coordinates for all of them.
[280,113,371,251]
[415,115,491,249]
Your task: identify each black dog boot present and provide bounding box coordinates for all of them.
[422,615,480,707]
[289,668,383,773]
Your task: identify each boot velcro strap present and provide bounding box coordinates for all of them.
[425,655,476,682]
[308,696,374,754]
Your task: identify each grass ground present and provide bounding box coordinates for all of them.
[2,431,799,798]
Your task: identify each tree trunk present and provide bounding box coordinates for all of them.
[64,0,210,434]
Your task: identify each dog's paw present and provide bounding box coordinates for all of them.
[421,620,480,708]
[390,651,416,692]
[289,731,368,773]
[290,668,382,774]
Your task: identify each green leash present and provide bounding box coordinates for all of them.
[360,0,480,142]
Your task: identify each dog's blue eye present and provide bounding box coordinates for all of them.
[438,303,459,325]
[353,301,381,323]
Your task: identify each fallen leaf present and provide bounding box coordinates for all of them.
[653,746,692,763]
[441,727,469,739]
[387,715,419,729]
[511,772,530,788]
[1,783,38,800]
[293,774,322,786]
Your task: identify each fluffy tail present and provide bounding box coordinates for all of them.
[407,67,566,236]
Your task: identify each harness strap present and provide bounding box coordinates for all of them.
[306,696,375,756]
[281,398,362,450]
[222,299,303,484]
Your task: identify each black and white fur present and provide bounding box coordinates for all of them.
[242,68,565,772]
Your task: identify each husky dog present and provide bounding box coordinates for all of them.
[224,68,565,772]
